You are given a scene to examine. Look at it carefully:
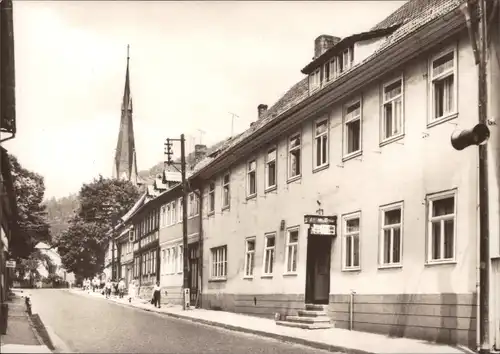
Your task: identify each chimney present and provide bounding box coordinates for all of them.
[314,35,341,59]
[194,144,207,164]
[258,104,268,120]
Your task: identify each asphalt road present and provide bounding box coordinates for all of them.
[28,289,332,354]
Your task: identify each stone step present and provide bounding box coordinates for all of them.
[285,315,331,324]
[305,303,327,311]
[276,320,334,330]
[297,310,327,317]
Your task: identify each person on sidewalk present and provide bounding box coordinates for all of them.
[118,279,126,299]
[128,280,136,303]
[105,280,112,299]
[151,281,161,308]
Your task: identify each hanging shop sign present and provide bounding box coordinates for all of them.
[304,214,337,236]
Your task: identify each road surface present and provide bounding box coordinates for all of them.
[29,289,332,353]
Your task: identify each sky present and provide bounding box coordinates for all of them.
[4,0,405,200]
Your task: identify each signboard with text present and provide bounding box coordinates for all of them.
[305,214,337,237]
[6,260,16,268]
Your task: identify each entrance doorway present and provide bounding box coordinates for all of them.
[305,230,332,304]
[188,242,200,305]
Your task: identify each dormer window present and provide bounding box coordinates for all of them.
[309,69,321,91]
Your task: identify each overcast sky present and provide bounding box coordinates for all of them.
[5,0,405,199]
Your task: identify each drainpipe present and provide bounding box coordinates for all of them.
[198,190,204,308]
[349,290,356,331]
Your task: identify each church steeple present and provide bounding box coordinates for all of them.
[113,45,139,185]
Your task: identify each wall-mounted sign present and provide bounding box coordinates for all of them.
[304,214,337,225]
[311,224,336,236]
[6,260,16,268]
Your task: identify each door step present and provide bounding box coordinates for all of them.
[275,304,333,330]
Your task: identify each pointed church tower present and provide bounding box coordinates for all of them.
[113,45,140,185]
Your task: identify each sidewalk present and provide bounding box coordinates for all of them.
[69,288,474,354]
[0,290,52,353]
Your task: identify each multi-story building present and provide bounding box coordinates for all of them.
[187,0,500,349]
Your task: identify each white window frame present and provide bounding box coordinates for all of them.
[379,202,404,268]
[381,76,404,144]
[262,233,276,276]
[160,205,166,227]
[428,45,458,126]
[222,173,230,209]
[162,249,166,274]
[313,117,329,170]
[284,227,299,274]
[177,245,183,273]
[166,248,171,274]
[426,190,457,264]
[309,68,321,92]
[323,61,332,85]
[288,132,302,180]
[208,182,215,214]
[210,245,227,280]
[343,98,362,159]
[177,197,183,223]
[265,147,277,191]
[188,193,199,218]
[247,159,257,198]
[342,211,361,271]
[171,200,177,224]
[244,237,256,278]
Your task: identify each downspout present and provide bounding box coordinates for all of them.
[198,190,204,309]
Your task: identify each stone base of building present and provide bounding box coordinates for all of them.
[161,286,183,305]
[201,292,476,349]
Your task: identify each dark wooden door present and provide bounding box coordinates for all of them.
[188,242,199,305]
[305,232,332,304]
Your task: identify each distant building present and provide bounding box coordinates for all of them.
[34,242,75,286]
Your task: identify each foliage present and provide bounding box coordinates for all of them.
[57,220,107,279]
[77,175,140,229]
[44,194,79,243]
[13,250,54,283]
[8,154,51,257]
[56,176,140,279]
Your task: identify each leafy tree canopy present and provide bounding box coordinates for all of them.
[8,154,51,258]
[56,176,140,278]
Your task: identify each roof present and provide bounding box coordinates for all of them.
[189,0,465,181]
[163,171,182,183]
[120,192,147,223]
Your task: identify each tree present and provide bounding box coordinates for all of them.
[57,220,107,279]
[13,250,54,287]
[78,175,140,228]
[8,154,51,258]
[56,176,140,278]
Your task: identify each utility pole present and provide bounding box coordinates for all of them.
[164,134,190,310]
[453,0,491,352]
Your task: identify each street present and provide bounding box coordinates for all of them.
[28,289,332,353]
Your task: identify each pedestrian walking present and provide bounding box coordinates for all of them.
[118,279,126,299]
[151,281,161,308]
[128,280,136,303]
[105,280,112,299]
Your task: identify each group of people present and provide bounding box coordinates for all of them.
[81,277,163,307]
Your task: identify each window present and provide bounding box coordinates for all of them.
[344,100,362,157]
[178,198,183,222]
[160,206,166,227]
[177,245,183,273]
[427,191,456,263]
[208,182,215,213]
[263,233,275,276]
[430,48,457,123]
[166,204,172,226]
[247,160,257,197]
[222,173,230,209]
[172,247,177,273]
[211,246,227,279]
[244,238,256,277]
[162,250,166,274]
[314,119,329,169]
[343,212,361,270]
[166,248,171,274]
[382,78,403,141]
[379,203,403,266]
[171,201,177,224]
[188,193,199,217]
[288,133,301,179]
[265,148,277,190]
[309,69,320,91]
[323,62,331,84]
[285,228,299,273]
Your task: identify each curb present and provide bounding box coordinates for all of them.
[28,314,55,351]
[68,289,372,354]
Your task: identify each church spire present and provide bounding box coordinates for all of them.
[113,45,139,185]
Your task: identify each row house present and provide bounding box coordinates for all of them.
[186,0,500,350]
[158,144,208,305]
